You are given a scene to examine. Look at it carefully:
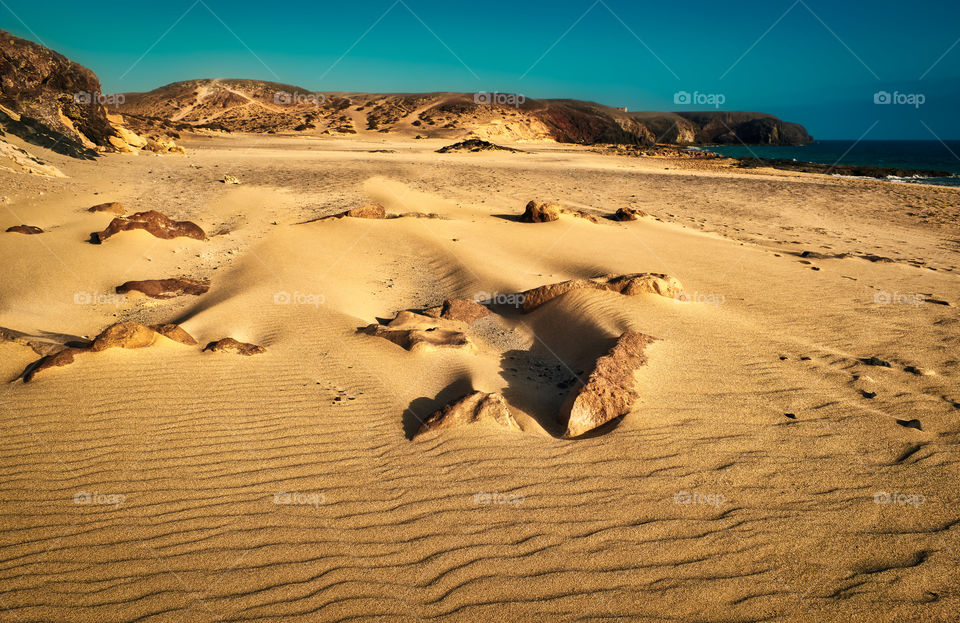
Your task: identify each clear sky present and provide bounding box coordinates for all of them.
[3,0,958,139]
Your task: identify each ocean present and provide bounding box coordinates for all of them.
[702,140,960,186]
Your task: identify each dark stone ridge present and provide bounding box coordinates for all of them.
[734,157,953,180]
[5,224,43,234]
[436,138,522,153]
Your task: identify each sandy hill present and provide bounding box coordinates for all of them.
[117,79,813,145]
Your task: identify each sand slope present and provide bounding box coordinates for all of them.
[0,135,958,621]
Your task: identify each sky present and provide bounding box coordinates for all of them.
[2,0,959,139]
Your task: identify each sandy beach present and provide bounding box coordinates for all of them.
[0,131,957,621]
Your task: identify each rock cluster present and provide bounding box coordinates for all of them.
[21,322,196,382]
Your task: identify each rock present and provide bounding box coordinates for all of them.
[860,356,891,368]
[203,337,265,356]
[89,321,162,351]
[23,347,83,382]
[346,204,386,219]
[5,224,43,234]
[520,200,562,223]
[440,299,491,324]
[436,139,521,153]
[20,322,196,382]
[561,331,657,438]
[91,210,206,243]
[151,323,198,346]
[520,273,683,312]
[414,391,520,439]
[88,202,125,215]
[116,278,209,299]
[615,207,646,221]
[222,175,240,184]
[358,311,473,353]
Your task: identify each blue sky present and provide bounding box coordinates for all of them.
[3,0,958,139]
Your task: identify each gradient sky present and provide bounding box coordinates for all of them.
[3,0,959,139]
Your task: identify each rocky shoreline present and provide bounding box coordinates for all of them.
[731,156,955,180]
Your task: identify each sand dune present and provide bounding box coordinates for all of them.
[0,133,958,621]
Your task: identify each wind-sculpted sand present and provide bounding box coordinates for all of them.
[0,133,958,622]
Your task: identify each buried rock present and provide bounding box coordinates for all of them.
[357,311,473,353]
[21,321,196,382]
[91,210,206,243]
[521,200,562,223]
[88,202,125,215]
[561,331,657,438]
[203,337,265,356]
[614,207,646,221]
[116,278,210,299]
[520,200,599,224]
[520,273,683,312]
[440,298,491,324]
[5,225,43,234]
[414,391,521,439]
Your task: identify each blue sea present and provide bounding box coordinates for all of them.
[702,140,960,186]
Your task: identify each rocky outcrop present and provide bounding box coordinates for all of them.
[561,332,657,437]
[91,210,206,243]
[5,224,42,234]
[88,202,125,215]
[202,337,265,355]
[414,391,521,439]
[520,273,683,312]
[116,278,210,299]
[675,112,812,146]
[21,322,196,382]
[358,311,473,353]
[0,30,174,157]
